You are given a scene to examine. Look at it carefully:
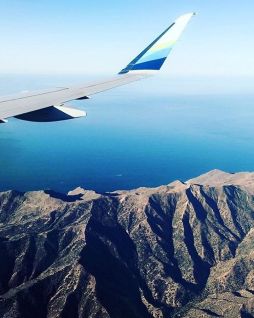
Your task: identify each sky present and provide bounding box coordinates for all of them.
[0,1,254,92]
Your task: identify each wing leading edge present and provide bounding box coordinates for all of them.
[0,13,195,123]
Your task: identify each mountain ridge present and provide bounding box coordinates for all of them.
[0,169,254,318]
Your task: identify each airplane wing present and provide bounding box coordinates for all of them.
[0,13,195,123]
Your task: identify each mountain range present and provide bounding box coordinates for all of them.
[0,169,254,317]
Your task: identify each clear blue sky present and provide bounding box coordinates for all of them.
[0,1,254,80]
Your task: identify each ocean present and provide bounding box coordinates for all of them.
[1,75,254,193]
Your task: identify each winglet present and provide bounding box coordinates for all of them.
[119,13,195,74]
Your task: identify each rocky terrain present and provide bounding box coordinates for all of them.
[0,169,254,317]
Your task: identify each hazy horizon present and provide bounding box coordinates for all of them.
[1,74,254,96]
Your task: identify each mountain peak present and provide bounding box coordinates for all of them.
[187,169,254,193]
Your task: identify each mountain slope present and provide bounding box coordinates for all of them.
[0,170,254,317]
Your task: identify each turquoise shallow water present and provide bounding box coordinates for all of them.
[1,76,254,193]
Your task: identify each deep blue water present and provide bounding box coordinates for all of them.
[1,75,254,193]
